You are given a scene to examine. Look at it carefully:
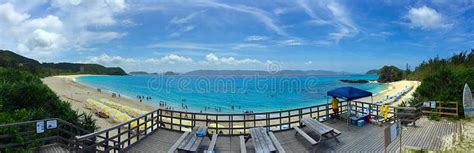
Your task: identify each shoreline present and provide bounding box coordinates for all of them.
[43,74,419,130]
[42,74,157,130]
[359,80,420,106]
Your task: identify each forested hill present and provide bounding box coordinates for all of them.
[406,49,474,115]
[407,49,474,80]
[0,50,127,76]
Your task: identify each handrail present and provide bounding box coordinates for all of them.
[0,118,91,134]
[72,100,401,152]
[0,118,92,151]
[75,109,158,140]
[1,100,424,152]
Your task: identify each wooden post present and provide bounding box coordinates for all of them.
[179,112,182,131]
[243,114,246,134]
[279,112,282,130]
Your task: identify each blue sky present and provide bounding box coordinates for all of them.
[0,0,473,73]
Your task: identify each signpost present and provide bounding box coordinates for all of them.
[384,121,401,152]
[36,119,58,134]
[46,120,58,129]
[36,121,45,133]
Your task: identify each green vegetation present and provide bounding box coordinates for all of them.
[377,65,403,83]
[406,50,474,117]
[0,67,96,150]
[0,50,127,76]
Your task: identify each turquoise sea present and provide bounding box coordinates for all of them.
[76,74,385,113]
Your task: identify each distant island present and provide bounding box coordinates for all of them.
[0,50,127,76]
[129,71,179,75]
[182,69,348,76]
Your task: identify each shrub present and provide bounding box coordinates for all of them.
[0,67,96,150]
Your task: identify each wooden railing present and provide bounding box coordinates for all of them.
[74,110,161,152]
[394,103,423,126]
[0,100,446,152]
[421,101,459,117]
[73,101,398,152]
[0,118,90,151]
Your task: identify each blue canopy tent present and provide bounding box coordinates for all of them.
[326,87,373,127]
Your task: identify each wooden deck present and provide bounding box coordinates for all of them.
[125,117,459,153]
[35,144,69,153]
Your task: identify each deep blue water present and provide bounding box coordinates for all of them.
[76,74,385,113]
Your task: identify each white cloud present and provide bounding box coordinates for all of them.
[202,53,262,65]
[279,39,303,46]
[148,41,265,52]
[405,6,450,29]
[88,54,193,66]
[313,40,332,45]
[305,61,313,65]
[170,10,205,25]
[231,43,266,50]
[325,1,358,42]
[244,35,268,41]
[168,10,204,38]
[370,32,393,37]
[169,25,196,38]
[273,7,288,15]
[23,29,65,52]
[297,0,358,42]
[84,53,267,72]
[0,3,29,25]
[0,1,127,60]
[206,53,219,62]
[196,0,287,36]
[88,53,138,65]
[150,54,194,64]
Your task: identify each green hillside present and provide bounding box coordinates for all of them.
[406,49,474,117]
[0,50,127,76]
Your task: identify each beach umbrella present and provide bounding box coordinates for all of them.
[327,86,373,128]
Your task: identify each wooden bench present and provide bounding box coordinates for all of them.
[268,132,286,153]
[300,118,341,142]
[250,127,276,153]
[294,126,319,145]
[205,134,218,153]
[240,135,247,153]
[168,126,215,153]
[168,132,190,153]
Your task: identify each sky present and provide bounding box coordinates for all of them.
[0,0,473,73]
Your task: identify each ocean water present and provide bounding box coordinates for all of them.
[76,74,385,113]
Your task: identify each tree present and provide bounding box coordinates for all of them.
[377,66,403,83]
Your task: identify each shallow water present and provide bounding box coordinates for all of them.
[76,74,385,113]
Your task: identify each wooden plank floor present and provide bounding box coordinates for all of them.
[125,117,458,153]
[35,144,69,153]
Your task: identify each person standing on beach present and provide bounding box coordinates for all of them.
[331,96,340,119]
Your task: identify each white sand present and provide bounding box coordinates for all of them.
[42,75,157,130]
[359,80,420,106]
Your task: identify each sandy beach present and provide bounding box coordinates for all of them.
[42,75,157,130]
[42,75,420,130]
[359,80,421,106]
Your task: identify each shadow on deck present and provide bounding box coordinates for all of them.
[125,117,459,153]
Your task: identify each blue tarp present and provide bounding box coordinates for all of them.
[327,87,372,101]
